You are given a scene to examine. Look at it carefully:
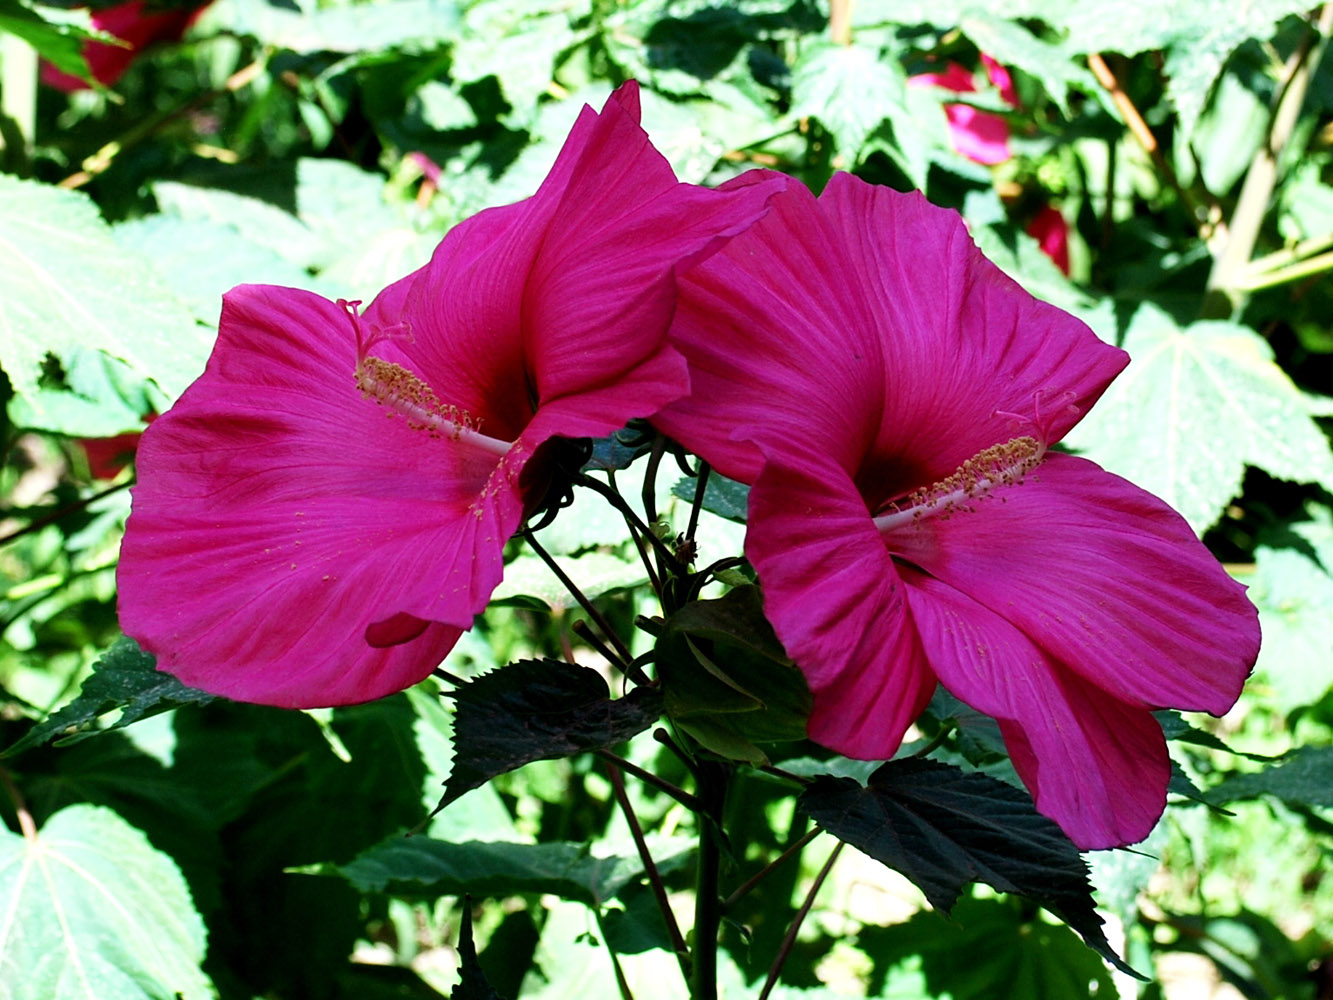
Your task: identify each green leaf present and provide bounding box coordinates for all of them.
[0,176,208,416]
[1161,0,1313,141]
[337,835,690,908]
[3,638,215,757]
[0,0,93,80]
[958,15,1097,116]
[1249,506,1333,713]
[1207,746,1333,809]
[1155,709,1272,760]
[670,472,749,523]
[1063,305,1333,532]
[856,896,1116,1000]
[791,41,906,164]
[212,0,462,54]
[113,215,331,324]
[656,586,811,761]
[438,659,663,811]
[452,902,508,1000]
[0,804,212,1000]
[798,758,1138,977]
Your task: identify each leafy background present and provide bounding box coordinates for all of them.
[2,0,1332,998]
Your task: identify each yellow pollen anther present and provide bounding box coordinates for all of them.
[873,435,1044,533]
[354,356,512,458]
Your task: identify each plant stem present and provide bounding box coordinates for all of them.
[1201,3,1333,317]
[0,480,134,549]
[1235,249,1333,292]
[1086,53,1216,240]
[0,764,37,841]
[521,530,642,681]
[604,760,692,982]
[685,463,710,546]
[757,842,844,1000]
[829,0,854,44]
[571,619,634,676]
[690,760,728,1000]
[577,473,681,572]
[594,910,639,1000]
[722,828,822,910]
[596,750,704,813]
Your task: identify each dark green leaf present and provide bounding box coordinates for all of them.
[336,836,691,908]
[3,637,214,757]
[798,758,1138,977]
[1156,710,1274,761]
[452,901,508,1000]
[1207,746,1333,809]
[670,472,749,523]
[857,896,1116,1000]
[0,0,92,80]
[439,659,662,810]
[656,586,811,762]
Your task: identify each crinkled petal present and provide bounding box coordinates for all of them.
[886,453,1259,714]
[368,84,782,453]
[815,174,1127,505]
[746,451,936,757]
[899,564,1169,848]
[652,179,885,483]
[118,285,524,706]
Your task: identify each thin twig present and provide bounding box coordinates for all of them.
[521,530,640,677]
[0,764,37,841]
[594,910,639,1000]
[757,842,845,1000]
[0,480,133,548]
[722,828,822,910]
[571,619,632,674]
[578,473,680,571]
[596,750,704,813]
[604,761,692,980]
[653,728,701,781]
[1086,53,1215,239]
[685,463,711,545]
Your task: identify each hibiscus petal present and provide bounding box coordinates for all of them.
[652,179,886,483]
[118,285,523,706]
[899,564,1169,848]
[816,174,1127,503]
[886,453,1259,715]
[746,452,936,757]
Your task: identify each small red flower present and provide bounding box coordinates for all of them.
[42,0,210,91]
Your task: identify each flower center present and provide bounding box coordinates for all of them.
[341,299,512,459]
[872,435,1045,533]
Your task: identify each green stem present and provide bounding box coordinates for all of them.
[594,909,638,1000]
[1243,231,1333,276]
[689,760,728,1000]
[757,842,844,1000]
[596,750,704,813]
[0,480,134,549]
[0,763,36,841]
[1201,4,1333,318]
[1234,249,1333,291]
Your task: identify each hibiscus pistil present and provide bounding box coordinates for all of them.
[872,434,1045,531]
[342,298,513,457]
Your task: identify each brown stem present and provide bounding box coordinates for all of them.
[1086,53,1215,239]
[757,841,844,1000]
[722,828,822,910]
[0,764,37,841]
[596,749,704,813]
[829,0,854,45]
[604,760,692,981]
[0,480,133,548]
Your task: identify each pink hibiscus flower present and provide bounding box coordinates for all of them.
[908,58,1013,166]
[653,174,1259,849]
[116,83,784,707]
[42,0,209,91]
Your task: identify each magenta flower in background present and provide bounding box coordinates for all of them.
[117,82,783,707]
[42,0,210,91]
[1026,204,1072,275]
[654,174,1259,849]
[908,59,1013,165]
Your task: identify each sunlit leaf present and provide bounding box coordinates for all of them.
[0,176,207,418]
[0,804,212,1000]
[1207,746,1333,809]
[3,638,215,757]
[1064,304,1333,532]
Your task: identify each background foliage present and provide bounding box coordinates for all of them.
[2,0,1332,997]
